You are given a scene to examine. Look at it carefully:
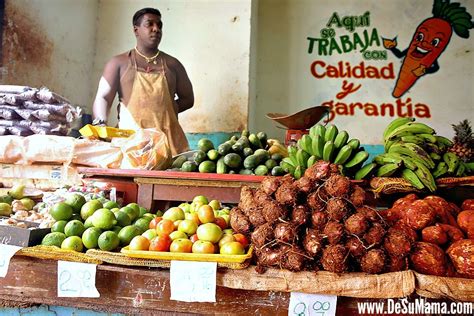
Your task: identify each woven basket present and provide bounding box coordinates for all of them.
[16,245,102,264]
[86,249,250,270]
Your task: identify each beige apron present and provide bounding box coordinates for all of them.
[118,53,189,156]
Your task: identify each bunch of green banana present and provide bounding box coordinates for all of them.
[280,123,370,180]
[372,117,468,192]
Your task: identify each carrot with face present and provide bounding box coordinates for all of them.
[383,0,473,98]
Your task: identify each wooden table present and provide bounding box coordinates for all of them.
[78,168,264,211]
[0,256,378,315]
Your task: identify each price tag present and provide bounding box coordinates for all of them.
[170,261,217,302]
[57,261,100,298]
[0,244,22,278]
[288,292,337,316]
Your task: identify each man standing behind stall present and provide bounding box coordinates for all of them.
[93,7,194,155]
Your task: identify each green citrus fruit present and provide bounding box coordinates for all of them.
[41,232,67,247]
[119,206,138,222]
[103,200,120,210]
[133,217,152,233]
[139,207,148,218]
[50,202,73,221]
[64,220,86,237]
[51,220,68,233]
[91,208,117,230]
[82,227,102,249]
[118,225,141,246]
[111,226,122,234]
[61,236,84,252]
[126,203,140,220]
[84,216,94,229]
[80,200,103,221]
[98,231,120,251]
[115,211,132,227]
[65,193,86,213]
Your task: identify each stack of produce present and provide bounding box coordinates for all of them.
[173,130,288,176]
[229,160,412,274]
[372,118,473,192]
[0,184,54,228]
[383,195,473,278]
[281,123,371,180]
[126,196,250,255]
[0,85,81,136]
[41,193,156,253]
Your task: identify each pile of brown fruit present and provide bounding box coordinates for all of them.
[230,161,410,274]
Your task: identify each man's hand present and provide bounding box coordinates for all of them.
[412,65,426,77]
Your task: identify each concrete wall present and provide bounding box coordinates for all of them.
[0,0,98,108]
[93,0,253,133]
[255,0,474,143]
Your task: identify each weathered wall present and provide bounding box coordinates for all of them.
[93,0,253,133]
[0,0,98,108]
[255,0,474,143]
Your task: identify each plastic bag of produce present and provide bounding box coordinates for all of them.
[0,106,22,120]
[7,126,33,136]
[0,94,24,106]
[24,101,73,116]
[73,139,123,169]
[0,126,9,135]
[0,120,14,127]
[15,108,38,121]
[22,135,75,164]
[31,109,69,123]
[0,135,24,163]
[36,87,71,104]
[116,128,171,170]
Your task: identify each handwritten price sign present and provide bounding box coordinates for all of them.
[170,261,217,302]
[57,261,100,298]
[289,292,337,316]
[0,244,22,278]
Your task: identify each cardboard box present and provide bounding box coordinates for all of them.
[0,217,50,247]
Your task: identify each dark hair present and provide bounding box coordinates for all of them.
[133,8,161,26]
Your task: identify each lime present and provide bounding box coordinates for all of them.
[82,227,102,249]
[115,211,132,227]
[142,213,155,220]
[133,217,151,233]
[61,236,84,252]
[139,207,148,218]
[0,195,13,205]
[111,226,122,234]
[126,203,140,219]
[65,193,86,213]
[120,206,139,222]
[64,220,86,237]
[98,231,120,251]
[80,200,103,221]
[84,216,94,229]
[118,225,141,246]
[103,200,120,210]
[51,220,68,233]
[50,202,73,221]
[41,232,66,247]
[91,208,117,230]
[110,207,120,214]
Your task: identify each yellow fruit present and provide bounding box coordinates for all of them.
[0,203,12,216]
[20,198,35,211]
[8,185,25,200]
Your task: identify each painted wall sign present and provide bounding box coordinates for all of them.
[299,0,473,143]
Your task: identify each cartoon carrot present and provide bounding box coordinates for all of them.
[383,0,473,98]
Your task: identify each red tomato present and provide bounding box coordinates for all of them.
[233,233,250,249]
[156,219,175,236]
[149,235,172,251]
[149,217,163,229]
[214,217,227,230]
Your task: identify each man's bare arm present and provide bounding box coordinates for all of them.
[92,58,121,122]
[174,60,194,113]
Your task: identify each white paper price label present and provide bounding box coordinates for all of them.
[288,292,337,316]
[0,244,22,278]
[170,260,217,302]
[57,261,100,298]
